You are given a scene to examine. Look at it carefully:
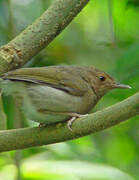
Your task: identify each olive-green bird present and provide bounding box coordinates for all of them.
[0,66,131,130]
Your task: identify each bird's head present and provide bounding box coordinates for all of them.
[88,67,131,98]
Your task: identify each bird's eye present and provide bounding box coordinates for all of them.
[99,76,106,81]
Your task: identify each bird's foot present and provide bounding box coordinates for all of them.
[67,113,88,131]
[39,123,47,128]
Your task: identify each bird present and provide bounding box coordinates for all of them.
[0,66,131,130]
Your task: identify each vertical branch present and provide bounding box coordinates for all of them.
[7,0,15,39]
[14,150,22,180]
[7,2,23,177]
[108,0,116,47]
[0,93,7,130]
[12,96,24,129]
[4,2,23,175]
[12,96,24,180]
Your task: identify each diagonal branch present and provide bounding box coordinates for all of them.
[0,0,89,74]
[0,92,138,153]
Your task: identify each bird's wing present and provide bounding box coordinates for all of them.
[2,66,88,96]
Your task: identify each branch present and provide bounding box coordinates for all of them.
[0,93,7,130]
[0,0,89,74]
[0,92,138,152]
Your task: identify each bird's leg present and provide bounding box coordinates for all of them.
[67,117,76,131]
[67,113,89,131]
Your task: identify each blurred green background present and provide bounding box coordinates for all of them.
[0,0,139,179]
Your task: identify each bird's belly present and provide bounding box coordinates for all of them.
[23,84,96,124]
[21,85,92,124]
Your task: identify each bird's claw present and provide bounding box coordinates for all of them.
[39,123,47,127]
[67,114,89,131]
[67,117,76,131]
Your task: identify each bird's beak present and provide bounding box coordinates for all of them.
[114,83,132,89]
